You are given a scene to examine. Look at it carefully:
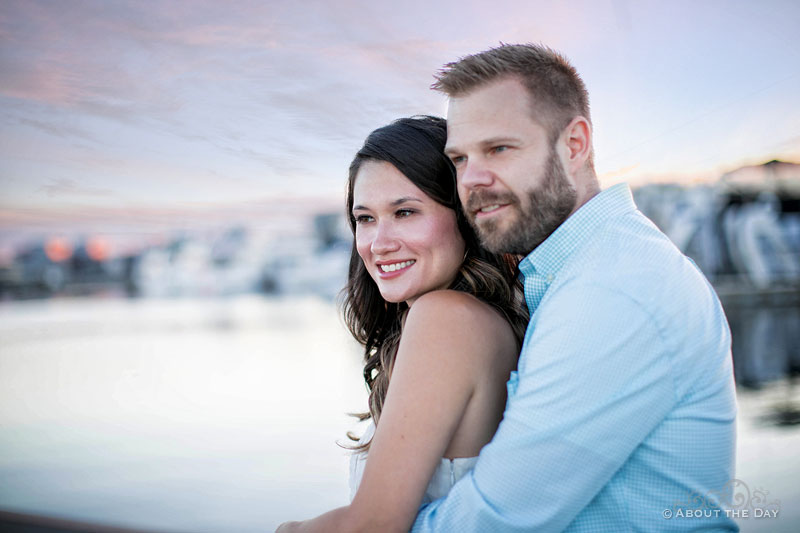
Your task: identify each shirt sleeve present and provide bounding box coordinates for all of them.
[412,281,675,532]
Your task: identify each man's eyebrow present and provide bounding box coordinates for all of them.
[352,197,423,212]
[480,136,520,146]
[445,136,521,155]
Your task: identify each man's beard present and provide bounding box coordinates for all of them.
[465,149,577,255]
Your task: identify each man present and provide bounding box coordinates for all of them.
[412,44,738,532]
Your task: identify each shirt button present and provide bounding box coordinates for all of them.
[546,274,554,283]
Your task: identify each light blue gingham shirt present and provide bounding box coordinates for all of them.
[413,183,738,532]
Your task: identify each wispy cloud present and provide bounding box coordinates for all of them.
[38,178,115,199]
[10,115,95,142]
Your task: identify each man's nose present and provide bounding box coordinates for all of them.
[370,222,400,255]
[458,158,495,190]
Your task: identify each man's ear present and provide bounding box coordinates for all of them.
[561,116,592,173]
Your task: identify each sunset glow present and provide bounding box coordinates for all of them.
[1,0,798,220]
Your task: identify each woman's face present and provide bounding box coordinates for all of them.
[352,160,466,306]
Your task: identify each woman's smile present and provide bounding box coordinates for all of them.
[377,259,416,276]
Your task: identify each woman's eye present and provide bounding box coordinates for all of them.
[354,214,374,224]
[396,209,415,218]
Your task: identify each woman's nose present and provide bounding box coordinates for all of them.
[370,222,400,255]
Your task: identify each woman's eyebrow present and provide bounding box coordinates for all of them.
[390,196,424,206]
[352,197,423,212]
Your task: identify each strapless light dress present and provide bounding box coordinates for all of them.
[348,421,479,504]
[349,371,519,503]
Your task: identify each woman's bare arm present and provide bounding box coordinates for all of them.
[276,290,511,533]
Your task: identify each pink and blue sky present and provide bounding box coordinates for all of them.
[1,0,798,218]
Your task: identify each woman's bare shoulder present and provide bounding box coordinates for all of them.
[403,290,516,361]
[409,289,509,323]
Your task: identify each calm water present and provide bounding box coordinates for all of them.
[0,296,798,532]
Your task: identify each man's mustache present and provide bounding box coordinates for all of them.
[464,191,519,215]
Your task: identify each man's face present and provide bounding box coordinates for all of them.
[445,77,578,255]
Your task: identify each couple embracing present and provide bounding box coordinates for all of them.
[279,44,737,532]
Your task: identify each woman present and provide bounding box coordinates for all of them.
[278,116,527,532]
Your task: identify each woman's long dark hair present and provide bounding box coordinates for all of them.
[341,116,528,451]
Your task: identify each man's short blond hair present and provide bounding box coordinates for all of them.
[433,43,591,144]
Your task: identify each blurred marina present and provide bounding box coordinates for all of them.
[4,161,800,301]
[3,161,799,391]
[1,161,799,532]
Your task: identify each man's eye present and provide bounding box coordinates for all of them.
[450,155,466,165]
[493,146,508,153]
[354,214,374,224]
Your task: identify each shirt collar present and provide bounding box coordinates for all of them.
[519,183,636,279]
